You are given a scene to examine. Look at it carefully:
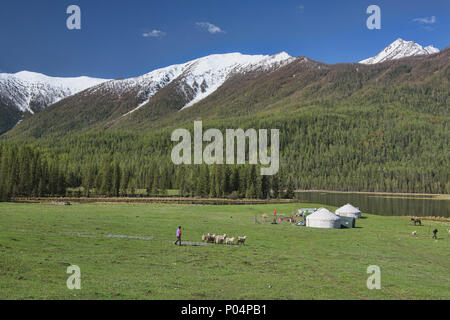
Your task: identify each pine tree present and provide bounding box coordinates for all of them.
[101,161,113,196]
[198,165,210,198]
[209,166,217,198]
[230,167,239,192]
[215,165,224,198]
[272,175,280,199]
[113,162,121,196]
[0,148,10,201]
[151,172,159,195]
[285,177,295,199]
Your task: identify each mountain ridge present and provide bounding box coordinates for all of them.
[1,40,447,136]
[5,46,448,140]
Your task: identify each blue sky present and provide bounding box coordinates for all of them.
[0,0,448,79]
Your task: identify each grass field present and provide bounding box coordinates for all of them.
[0,202,448,300]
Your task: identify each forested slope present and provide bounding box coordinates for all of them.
[1,49,448,200]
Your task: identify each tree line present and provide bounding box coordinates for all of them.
[0,104,448,201]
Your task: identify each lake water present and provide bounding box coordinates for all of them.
[295,192,449,218]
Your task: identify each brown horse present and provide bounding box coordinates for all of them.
[411,218,422,226]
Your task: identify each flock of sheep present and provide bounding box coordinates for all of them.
[202,233,247,245]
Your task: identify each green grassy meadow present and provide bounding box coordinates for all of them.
[0,202,448,300]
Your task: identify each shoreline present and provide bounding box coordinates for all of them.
[295,190,450,200]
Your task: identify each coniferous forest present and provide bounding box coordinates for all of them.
[1,103,448,201]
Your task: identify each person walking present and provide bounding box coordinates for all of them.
[174,226,182,246]
[432,228,438,239]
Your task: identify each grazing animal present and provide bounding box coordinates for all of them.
[215,234,227,244]
[204,234,212,243]
[202,233,211,242]
[237,236,247,245]
[207,233,216,243]
[412,231,417,236]
[226,237,235,245]
[411,218,422,226]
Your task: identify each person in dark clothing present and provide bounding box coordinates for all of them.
[432,229,438,239]
[174,226,182,245]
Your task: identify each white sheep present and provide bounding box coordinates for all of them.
[208,233,216,243]
[237,236,247,245]
[215,234,227,244]
[202,233,211,242]
[226,237,235,245]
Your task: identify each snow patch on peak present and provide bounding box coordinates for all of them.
[0,70,109,114]
[424,45,439,54]
[112,52,294,116]
[179,52,294,110]
[90,62,187,111]
[10,71,108,91]
[359,39,440,65]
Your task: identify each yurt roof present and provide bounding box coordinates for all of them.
[336,204,361,214]
[307,208,341,221]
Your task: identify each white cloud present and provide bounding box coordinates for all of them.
[297,4,305,13]
[413,16,436,24]
[196,22,226,34]
[142,30,166,38]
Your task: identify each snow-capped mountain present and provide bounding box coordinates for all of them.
[0,71,109,114]
[359,38,439,65]
[4,44,448,138]
[88,51,294,116]
[2,41,445,136]
[0,53,293,134]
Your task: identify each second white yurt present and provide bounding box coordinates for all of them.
[306,208,341,229]
[336,204,362,219]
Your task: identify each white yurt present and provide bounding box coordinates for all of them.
[306,208,341,229]
[336,204,362,219]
